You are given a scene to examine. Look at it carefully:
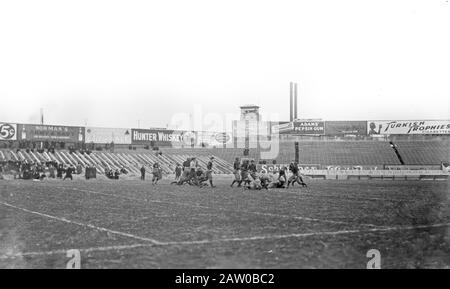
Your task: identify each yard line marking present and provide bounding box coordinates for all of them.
[0,201,164,245]
[1,219,449,260]
[0,243,149,259]
[261,188,407,202]
[163,221,450,245]
[63,187,383,228]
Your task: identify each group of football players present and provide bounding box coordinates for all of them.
[170,156,215,187]
[140,156,308,190]
[230,157,308,190]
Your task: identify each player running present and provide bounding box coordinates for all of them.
[152,162,162,185]
[287,161,308,188]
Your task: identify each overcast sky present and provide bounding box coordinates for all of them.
[0,0,449,131]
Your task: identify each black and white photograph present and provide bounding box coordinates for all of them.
[0,0,449,277]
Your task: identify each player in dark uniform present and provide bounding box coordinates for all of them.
[287,161,307,188]
[63,165,74,180]
[152,162,162,185]
[56,163,64,179]
[230,157,241,187]
[248,159,257,179]
[240,160,250,187]
[182,158,191,184]
[140,165,146,181]
[174,163,182,182]
[172,158,191,185]
[277,166,287,188]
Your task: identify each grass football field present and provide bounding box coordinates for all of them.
[1,177,449,268]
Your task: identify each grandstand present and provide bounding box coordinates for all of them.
[394,140,450,165]
[206,140,402,167]
[1,117,450,179]
[281,140,399,166]
[1,138,448,177]
[0,149,234,175]
[162,139,449,168]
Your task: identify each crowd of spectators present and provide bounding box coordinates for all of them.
[104,166,128,180]
[0,158,134,181]
[0,160,82,181]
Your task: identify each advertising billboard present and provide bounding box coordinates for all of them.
[367,120,450,135]
[85,127,132,144]
[131,129,195,146]
[197,131,232,147]
[271,120,325,135]
[18,124,84,142]
[271,122,293,134]
[258,163,321,173]
[325,121,367,135]
[0,123,17,141]
[292,120,325,135]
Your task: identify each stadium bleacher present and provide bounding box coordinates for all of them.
[162,141,401,167]
[288,141,401,166]
[160,139,448,168]
[395,140,450,165]
[0,149,233,175]
[1,139,448,176]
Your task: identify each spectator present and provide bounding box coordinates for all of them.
[85,165,91,180]
[64,165,74,180]
[76,163,83,174]
[49,164,56,178]
[140,165,146,180]
[56,164,64,179]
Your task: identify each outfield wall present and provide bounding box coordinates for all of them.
[302,169,450,181]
